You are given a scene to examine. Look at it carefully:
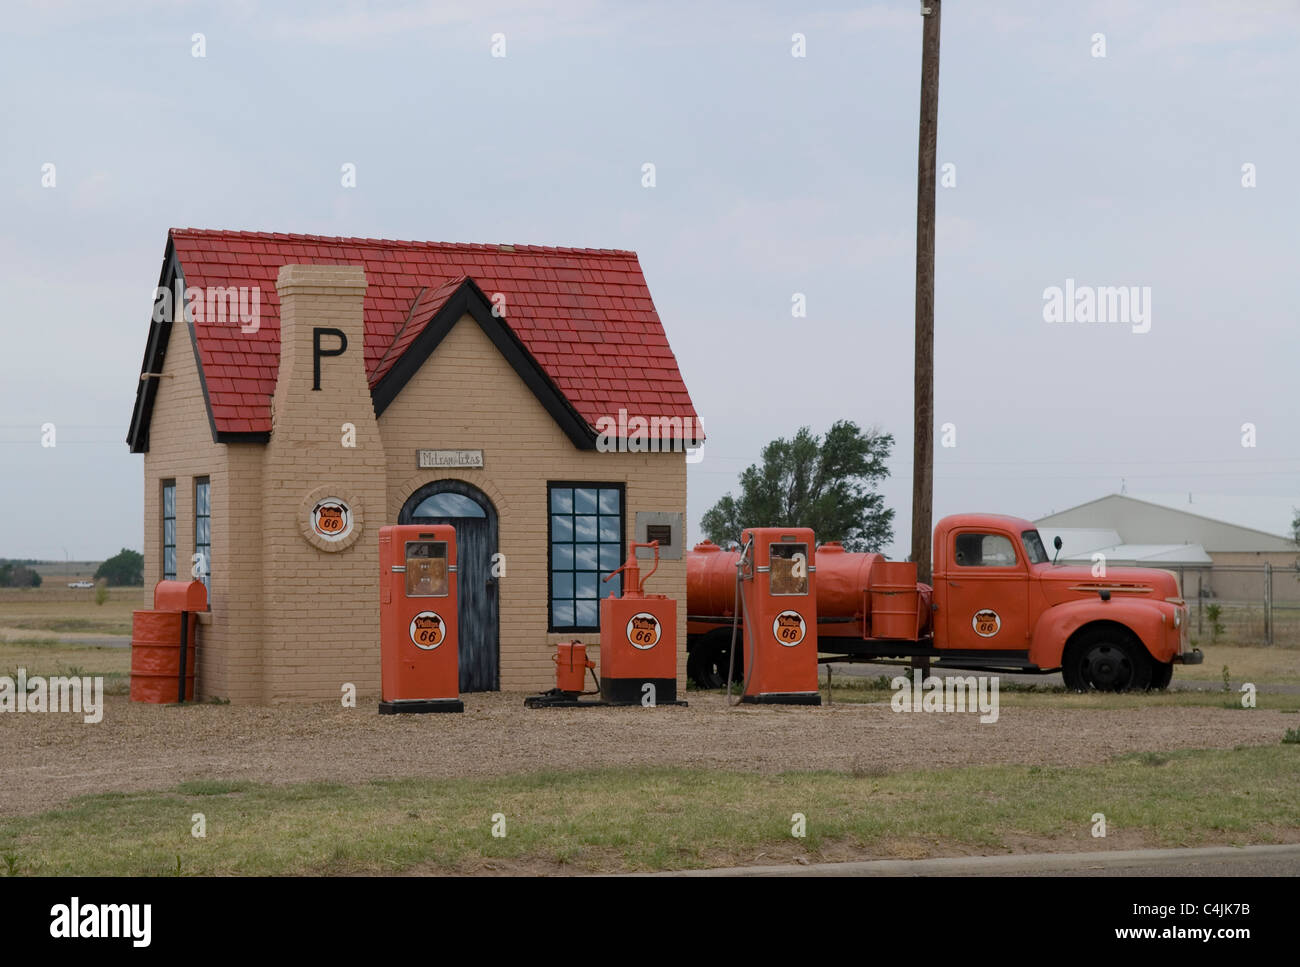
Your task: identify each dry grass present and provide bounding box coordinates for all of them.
[0,591,138,639]
[1174,644,1300,685]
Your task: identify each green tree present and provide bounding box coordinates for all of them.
[95,549,144,587]
[0,563,40,588]
[700,421,895,552]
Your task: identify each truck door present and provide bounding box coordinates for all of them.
[942,529,1029,652]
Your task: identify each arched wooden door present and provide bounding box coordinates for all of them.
[400,481,499,692]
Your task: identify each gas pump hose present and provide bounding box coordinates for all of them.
[725,538,756,708]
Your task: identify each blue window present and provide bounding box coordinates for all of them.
[194,477,211,592]
[548,483,624,631]
[162,480,176,580]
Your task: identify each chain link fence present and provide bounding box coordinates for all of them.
[1174,564,1300,647]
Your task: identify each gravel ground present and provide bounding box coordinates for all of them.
[2,692,1296,818]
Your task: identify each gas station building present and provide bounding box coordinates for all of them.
[127,229,701,704]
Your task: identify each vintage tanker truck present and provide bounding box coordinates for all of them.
[686,513,1203,692]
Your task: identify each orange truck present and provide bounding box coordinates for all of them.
[687,513,1203,692]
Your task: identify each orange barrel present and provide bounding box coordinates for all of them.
[869,561,920,640]
[553,640,594,693]
[130,609,197,703]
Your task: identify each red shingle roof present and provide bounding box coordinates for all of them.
[167,228,700,439]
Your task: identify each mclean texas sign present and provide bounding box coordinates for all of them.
[417,449,485,469]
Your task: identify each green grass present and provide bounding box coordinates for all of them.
[1,748,1295,876]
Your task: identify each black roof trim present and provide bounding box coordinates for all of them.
[129,237,272,452]
[371,277,598,450]
[127,238,181,453]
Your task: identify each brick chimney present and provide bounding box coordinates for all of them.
[258,264,387,702]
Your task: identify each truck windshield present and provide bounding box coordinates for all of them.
[1021,530,1049,565]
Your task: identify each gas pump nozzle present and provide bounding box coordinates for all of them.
[603,540,660,597]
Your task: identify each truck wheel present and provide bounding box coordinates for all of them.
[1065,629,1153,692]
[688,632,742,690]
[1148,661,1174,690]
[1061,655,1088,692]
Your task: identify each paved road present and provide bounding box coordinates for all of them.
[653,844,1300,877]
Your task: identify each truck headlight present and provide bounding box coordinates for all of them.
[1165,597,1184,628]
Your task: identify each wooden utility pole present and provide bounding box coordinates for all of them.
[911,0,941,589]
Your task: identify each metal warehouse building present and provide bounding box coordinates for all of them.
[1036,493,1299,604]
[127,229,702,703]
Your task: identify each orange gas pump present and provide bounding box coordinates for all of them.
[524,540,685,709]
[599,540,681,706]
[379,524,464,713]
[737,527,821,705]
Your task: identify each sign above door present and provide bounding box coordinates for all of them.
[417,449,484,469]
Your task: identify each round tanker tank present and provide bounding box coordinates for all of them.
[687,540,742,617]
[689,539,889,623]
[814,542,883,619]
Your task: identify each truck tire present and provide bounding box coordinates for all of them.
[1062,628,1153,692]
[687,630,743,690]
[1148,660,1174,690]
[1061,654,1088,692]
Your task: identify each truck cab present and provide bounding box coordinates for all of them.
[932,514,1202,690]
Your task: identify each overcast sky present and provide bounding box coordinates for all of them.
[2,0,1298,562]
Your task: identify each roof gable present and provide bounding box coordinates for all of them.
[371,277,596,448]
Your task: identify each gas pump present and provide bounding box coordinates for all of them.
[524,540,685,709]
[378,524,464,713]
[598,540,681,706]
[736,527,821,705]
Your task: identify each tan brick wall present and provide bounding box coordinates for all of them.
[380,312,689,694]
[141,315,266,703]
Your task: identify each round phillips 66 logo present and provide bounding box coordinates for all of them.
[311,499,352,541]
[409,611,445,650]
[626,612,661,650]
[772,610,806,647]
[972,609,1001,638]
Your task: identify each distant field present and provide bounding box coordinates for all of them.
[0,590,139,629]
[0,586,141,614]
[26,561,103,581]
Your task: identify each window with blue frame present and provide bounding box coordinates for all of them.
[548,483,624,631]
[162,480,177,580]
[194,477,211,593]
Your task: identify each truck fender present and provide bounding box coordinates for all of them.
[1029,599,1171,668]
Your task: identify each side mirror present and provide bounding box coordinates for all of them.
[1053,536,1063,551]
